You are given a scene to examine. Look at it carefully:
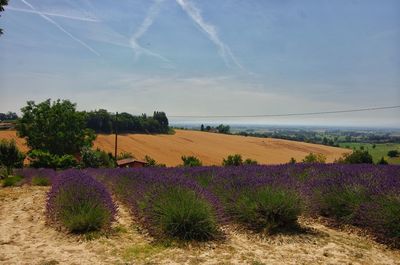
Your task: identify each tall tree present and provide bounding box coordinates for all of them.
[0,0,8,36]
[153,111,169,133]
[16,99,95,155]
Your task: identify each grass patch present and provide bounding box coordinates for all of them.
[32,176,51,186]
[339,142,400,164]
[123,243,167,261]
[2,175,23,187]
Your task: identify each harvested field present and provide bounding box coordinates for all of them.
[1,186,399,265]
[0,130,350,166]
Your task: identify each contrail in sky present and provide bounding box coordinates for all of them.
[20,0,100,56]
[176,0,244,70]
[130,0,169,62]
[6,6,99,22]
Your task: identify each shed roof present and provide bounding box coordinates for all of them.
[116,158,147,166]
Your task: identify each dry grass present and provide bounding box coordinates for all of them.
[0,130,349,167]
[1,186,399,265]
[94,130,350,166]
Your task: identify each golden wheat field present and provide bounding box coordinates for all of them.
[0,130,350,166]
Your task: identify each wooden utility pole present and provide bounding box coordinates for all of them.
[114,112,118,160]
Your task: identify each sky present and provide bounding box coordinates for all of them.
[0,0,399,127]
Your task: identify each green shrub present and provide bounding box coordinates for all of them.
[315,185,368,222]
[222,154,243,166]
[144,155,166,167]
[232,186,302,233]
[244,158,258,165]
[2,175,23,187]
[181,155,202,167]
[338,150,373,164]
[387,150,399,158]
[0,139,25,176]
[302,153,326,163]
[32,176,51,186]
[29,150,77,169]
[80,147,115,168]
[117,152,134,160]
[57,155,78,169]
[144,187,218,241]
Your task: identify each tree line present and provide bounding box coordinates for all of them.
[0,112,18,121]
[86,109,169,134]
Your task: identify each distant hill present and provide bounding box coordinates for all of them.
[0,129,350,166]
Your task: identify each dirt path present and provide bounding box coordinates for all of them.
[1,186,399,265]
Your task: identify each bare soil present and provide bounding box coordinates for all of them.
[1,186,399,265]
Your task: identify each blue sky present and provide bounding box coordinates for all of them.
[0,0,399,127]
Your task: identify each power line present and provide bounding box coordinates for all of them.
[169,105,400,118]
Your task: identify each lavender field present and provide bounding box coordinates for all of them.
[16,164,400,248]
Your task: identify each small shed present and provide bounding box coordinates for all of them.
[116,158,147,168]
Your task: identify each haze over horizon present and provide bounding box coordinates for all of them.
[0,0,399,127]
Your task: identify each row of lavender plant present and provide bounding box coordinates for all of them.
[17,164,400,246]
[89,164,399,245]
[89,167,224,240]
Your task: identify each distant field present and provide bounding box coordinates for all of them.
[339,142,400,164]
[0,130,350,166]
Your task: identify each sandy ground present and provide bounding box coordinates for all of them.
[1,186,399,265]
[0,130,349,167]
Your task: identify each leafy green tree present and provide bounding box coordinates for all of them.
[0,0,8,36]
[16,99,95,156]
[181,155,202,167]
[0,139,25,176]
[85,109,113,133]
[222,154,243,166]
[200,124,204,131]
[0,112,18,121]
[289,157,296,164]
[216,124,230,134]
[153,111,169,133]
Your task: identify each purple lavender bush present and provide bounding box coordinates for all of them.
[46,170,117,233]
[83,164,400,246]
[102,167,222,241]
